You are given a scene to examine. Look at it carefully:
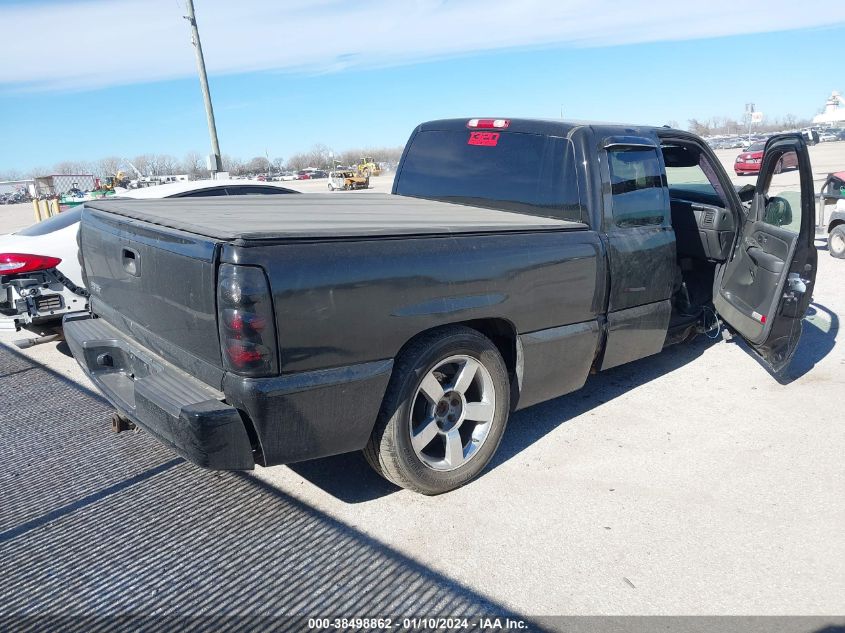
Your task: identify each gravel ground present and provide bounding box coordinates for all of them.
[0,142,843,620]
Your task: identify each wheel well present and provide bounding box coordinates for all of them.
[829,218,845,233]
[458,318,518,377]
[397,318,518,378]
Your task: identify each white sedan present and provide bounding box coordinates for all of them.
[0,179,299,332]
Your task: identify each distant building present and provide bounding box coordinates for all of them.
[34,174,96,196]
[812,91,845,125]
[0,179,35,197]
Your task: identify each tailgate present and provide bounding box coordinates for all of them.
[80,207,223,388]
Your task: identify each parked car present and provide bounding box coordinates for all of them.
[735,141,797,176]
[295,171,312,180]
[0,179,299,333]
[65,118,816,494]
[801,129,820,145]
[819,132,838,142]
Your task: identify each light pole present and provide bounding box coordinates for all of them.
[184,0,222,177]
[745,102,755,143]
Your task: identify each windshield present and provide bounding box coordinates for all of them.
[747,142,766,152]
[16,206,82,236]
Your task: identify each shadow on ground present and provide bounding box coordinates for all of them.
[294,296,839,503]
[0,344,535,627]
[292,332,722,502]
[729,301,839,384]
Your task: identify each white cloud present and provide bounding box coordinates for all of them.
[1,0,841,91]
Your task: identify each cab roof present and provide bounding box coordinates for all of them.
[415,117,675,139]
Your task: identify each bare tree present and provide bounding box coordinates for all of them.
[286,152,310,171]
[687,119,710,136]
[222,154,245,176]
[132,155,152,176]
[96,156,123,179]
[54,160,92,175]
[336,146,404,167]
[272,157,285,173]
[182,151,205,179]
[298,144,333,170]
[245,156,268,174]
[148,154,178,176]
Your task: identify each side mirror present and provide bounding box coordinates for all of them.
[763,196,793,227]
[736,184,755,203]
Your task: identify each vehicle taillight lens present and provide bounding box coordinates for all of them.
[467,118,510,129]
[217,264,278,377]
[0,253,62,274]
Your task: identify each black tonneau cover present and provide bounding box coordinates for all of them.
[85,194,585,241]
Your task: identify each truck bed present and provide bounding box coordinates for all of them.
[85,193,585,241]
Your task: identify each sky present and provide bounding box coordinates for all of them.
[1,0,843,173]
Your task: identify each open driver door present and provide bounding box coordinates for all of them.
[714,134,817,373]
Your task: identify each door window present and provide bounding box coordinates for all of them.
[607,147,667,227]
[664,150,730,207]
[760,149,802,233]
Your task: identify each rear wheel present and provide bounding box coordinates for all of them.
[829,225,845,259]
[364,326,510,494]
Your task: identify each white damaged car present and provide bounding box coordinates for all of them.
[0,180,299,335]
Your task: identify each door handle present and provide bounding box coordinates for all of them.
[122,248,139,276]
[786,273,808,294]
[746,246,785,273]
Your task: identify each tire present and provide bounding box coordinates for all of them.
[363,325,510,494]
[829,225,845,259]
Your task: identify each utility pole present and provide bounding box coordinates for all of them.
[184,0,222,177]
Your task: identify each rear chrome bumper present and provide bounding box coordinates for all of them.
[64,313,255,470]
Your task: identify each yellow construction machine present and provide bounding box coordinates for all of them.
[356,157,381,177]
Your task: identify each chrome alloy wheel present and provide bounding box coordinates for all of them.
[409,355,496,471]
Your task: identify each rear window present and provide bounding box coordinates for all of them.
[226,185,297,195]
[173,187,228,198]
[395,129,583,222]
[16,206,82,236]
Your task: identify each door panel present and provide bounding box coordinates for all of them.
[600,299,672,370]
[606,227,675,311]
[714,134,817,372]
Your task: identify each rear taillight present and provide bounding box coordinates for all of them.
[0,253,62,274]
[217,264,278,377]
[467,118,510,129]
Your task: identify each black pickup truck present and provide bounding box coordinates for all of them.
[65,118,817,494]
